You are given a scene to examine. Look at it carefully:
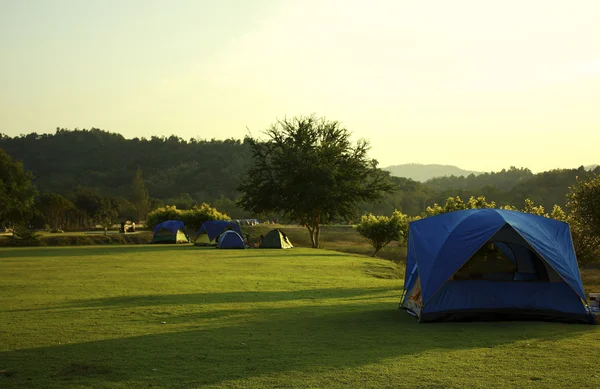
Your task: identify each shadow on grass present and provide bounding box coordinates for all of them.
[1,299,594,389]
[7,287,398,312]
[0,245,205,258]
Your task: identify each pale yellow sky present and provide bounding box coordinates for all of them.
[1,0,599,172]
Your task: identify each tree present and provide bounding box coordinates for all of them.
[165,193,195,209]
[237,116,394,248]
[549,204,567,222]
[0,148,38,226]
[37,193,74,231]
[467,195,496,210]
[522,198,546,216]
[425,195,495,217]
[97,197,119,234]
[356,211,409,256]
[212,195,251,219]
[566,174,600,264]
[567,174,600,236]
[130,167,150,222]
[71,187,104,227]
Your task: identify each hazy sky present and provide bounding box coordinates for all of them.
[1,0,599,172]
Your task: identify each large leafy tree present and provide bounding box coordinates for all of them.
[0,148,38,226]
[238,116,394,248]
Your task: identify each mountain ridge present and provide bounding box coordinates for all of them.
[384,163,599,182]
[383,163,483,182]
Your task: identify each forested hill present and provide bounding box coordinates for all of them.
[0,128,252,205]
[425,167,535,191]
[1,129,598,217]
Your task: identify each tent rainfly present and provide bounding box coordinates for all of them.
[401,209,593,324]
[151,220,189,244]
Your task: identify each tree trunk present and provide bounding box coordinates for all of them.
[311,213,321,248]
[315,223,320,248]
[304,212,322,248]
[306,224,317,248]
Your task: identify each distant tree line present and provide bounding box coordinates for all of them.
[0,128,254,219]
[1,148,152,232]
[2,128,599,221]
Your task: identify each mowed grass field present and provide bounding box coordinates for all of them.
[1,246,599,389]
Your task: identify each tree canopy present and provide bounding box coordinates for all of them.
[37,193,74,231]
[237,116,394,247]
[130,168,150,222]
[566,173,600,264]
[0,148,38,225]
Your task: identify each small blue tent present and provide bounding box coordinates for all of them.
[151,220,189,244]
[195,220,241,244]
[217,230,245,249]
[401,209,593,324]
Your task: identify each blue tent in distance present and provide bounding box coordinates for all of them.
[217,230,245,249]
[151,220,189,244]
[195,220,241,244]
[401,209,592,324]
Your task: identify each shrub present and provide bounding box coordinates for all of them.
[356,210,409,257]
[146,203,230,231]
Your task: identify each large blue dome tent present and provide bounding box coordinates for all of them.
[401,209,593,324]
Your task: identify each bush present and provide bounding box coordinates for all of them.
[355,210,409,257]
[146,203,230,231]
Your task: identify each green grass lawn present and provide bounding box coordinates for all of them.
[1,246,599,389]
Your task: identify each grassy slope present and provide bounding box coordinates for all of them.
[1,245,599,389]
[241,224,407,262]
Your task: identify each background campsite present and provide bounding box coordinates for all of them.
[2,126,600,387]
